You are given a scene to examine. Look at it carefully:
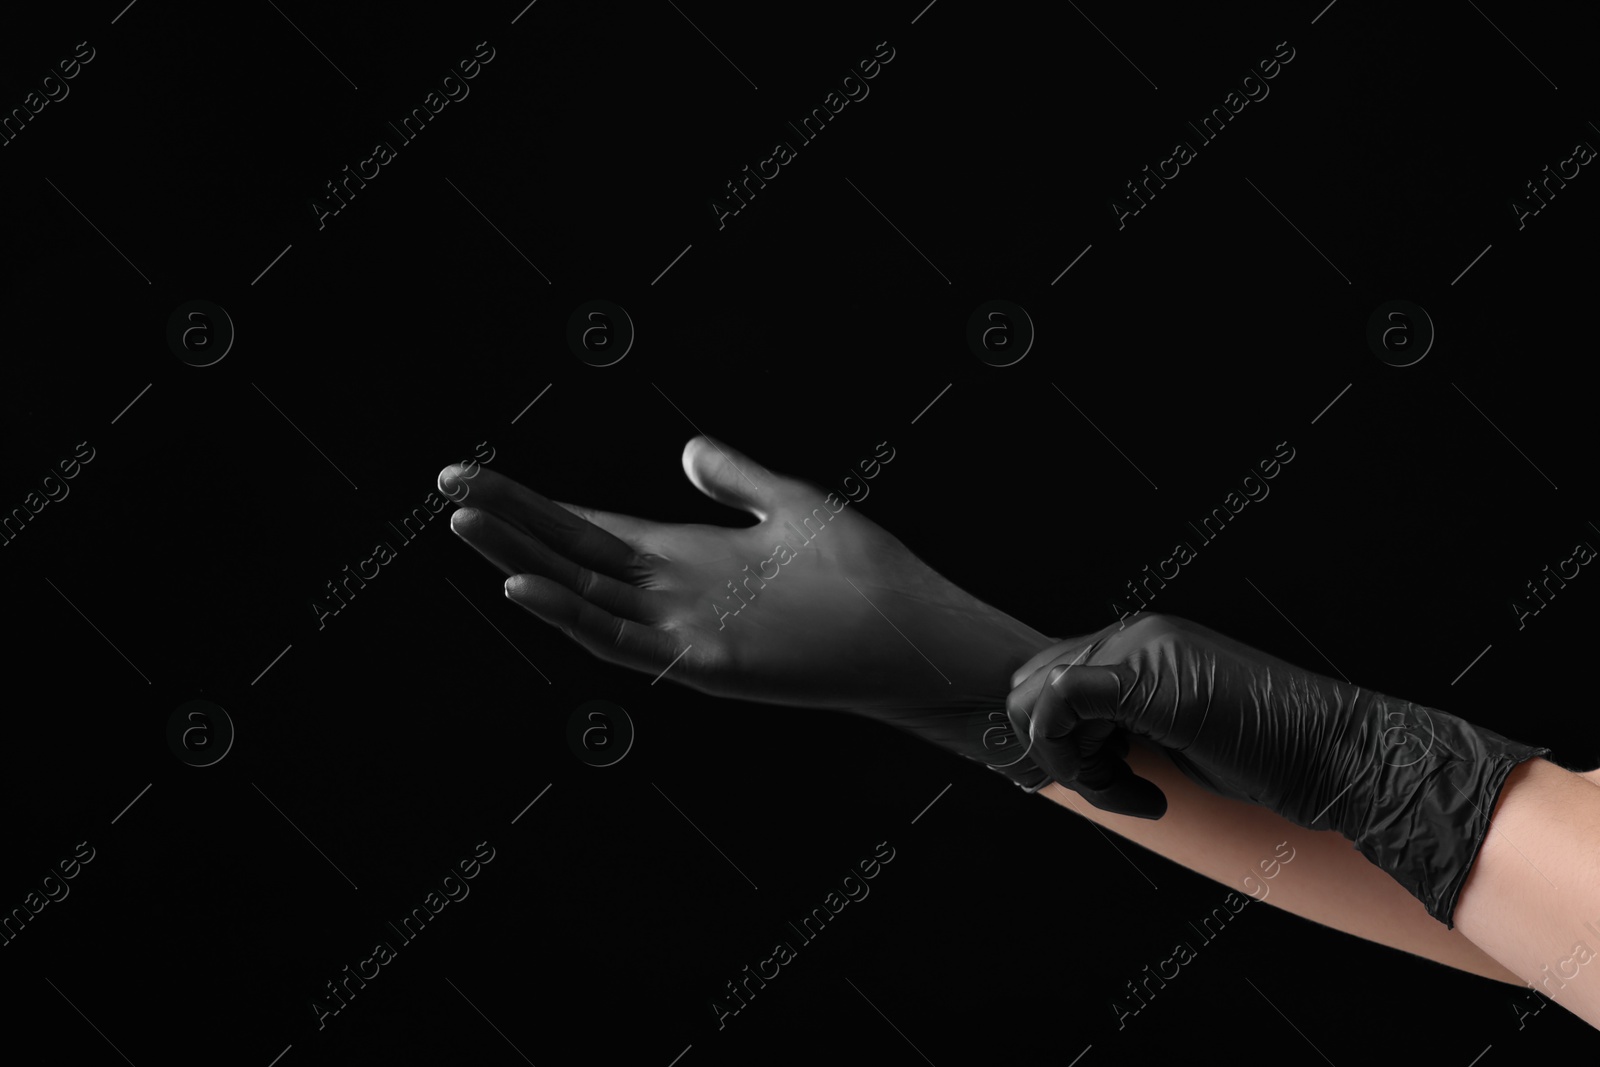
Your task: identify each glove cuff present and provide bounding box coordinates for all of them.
[1351,713,1548,928]
[869,701,1053,791]
[984,756,1053,792]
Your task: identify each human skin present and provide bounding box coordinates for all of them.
[1011,625,1600,999]
[1452,759,1600,1025]
[1044,751,1600,1024]
[438,436,1584,987]
[1040,749,1600,986]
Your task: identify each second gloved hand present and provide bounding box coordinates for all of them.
[1006,614,1549,926]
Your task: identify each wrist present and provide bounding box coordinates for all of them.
[1343,702,1550,927]
[874,605,1055,790]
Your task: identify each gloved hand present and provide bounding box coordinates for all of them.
[441,437,1052,789]
[1006,614,1550,927]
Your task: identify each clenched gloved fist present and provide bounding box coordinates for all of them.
[1007,614,1549,927]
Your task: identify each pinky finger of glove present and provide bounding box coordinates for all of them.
[1034,664,1168,820]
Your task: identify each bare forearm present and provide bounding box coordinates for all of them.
[1037,740,1528,985]
[1454,758,1600,1026]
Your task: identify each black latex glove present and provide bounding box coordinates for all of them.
[1007,614,1549,927]
[440,439,1051,790]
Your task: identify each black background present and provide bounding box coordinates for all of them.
[2,0,1596,1063]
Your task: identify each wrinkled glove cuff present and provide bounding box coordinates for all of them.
[1352,716,1549,929]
